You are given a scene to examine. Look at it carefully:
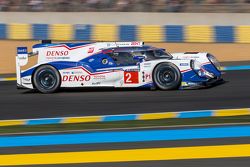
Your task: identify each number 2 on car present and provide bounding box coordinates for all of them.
[124,71,139,84]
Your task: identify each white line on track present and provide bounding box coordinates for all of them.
[0,122,250,136]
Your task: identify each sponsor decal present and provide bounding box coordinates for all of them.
[124,71,139,84]
[120,80,124,86]
[145,73,151,80]
[93,75,106,80]
[142,72,151,82]
[131,41,141,46]
[88,47,95,53]
[181,82,188,86]
[187,82,199,86]
[180,63,189,66]
[92,82,101,85]
[22,78,31,83]
[23,78,30,81]
[88,58,95,62]
[18,55,27,60]
[49,57,70,60]
[125,69,139,72]
[71,71,83,74]
[46,51,69,57]
[62,75,91,82]
[183,56,199,59]
[143,63,151,68]
[17,47,27,54]
[102,58,108,65]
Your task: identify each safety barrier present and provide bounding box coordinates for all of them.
[1,24,250,43]
[0,108,249,127]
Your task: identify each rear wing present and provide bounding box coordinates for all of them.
[16,47,28,86]
[112,41,144,47]
[38,41,144,49]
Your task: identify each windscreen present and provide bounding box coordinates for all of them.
[131,49,172,61]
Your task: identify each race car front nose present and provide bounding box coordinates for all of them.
[191,60,215,79]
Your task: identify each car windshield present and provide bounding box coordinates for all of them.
[131,49,172,61]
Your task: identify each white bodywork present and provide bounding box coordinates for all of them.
[16,42,212,90]
[58,59,191,88]
[172,52,211,65]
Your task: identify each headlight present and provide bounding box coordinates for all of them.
[207,54,220,71]
[190,59,202,70]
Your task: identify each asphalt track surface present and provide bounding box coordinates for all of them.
[0,70,250,120]
[23,158,249,167]
[0,128,249,167]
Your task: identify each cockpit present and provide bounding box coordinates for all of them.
[103,46,172,66]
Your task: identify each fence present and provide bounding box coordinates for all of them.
[1,24,250,43]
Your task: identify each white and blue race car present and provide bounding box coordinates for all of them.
[16,41,223,93]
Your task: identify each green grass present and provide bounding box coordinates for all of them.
[0,115,249,134]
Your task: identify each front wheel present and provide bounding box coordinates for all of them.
[33,65,61,93]
[153,63,182,90]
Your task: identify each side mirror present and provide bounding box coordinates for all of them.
[133,56,145,62]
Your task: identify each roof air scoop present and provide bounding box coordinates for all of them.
[41,40,51,44]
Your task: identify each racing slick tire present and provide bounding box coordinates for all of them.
[153,63,182,90]
[33,65,61,93]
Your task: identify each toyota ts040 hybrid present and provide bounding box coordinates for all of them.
[16,41,223,93]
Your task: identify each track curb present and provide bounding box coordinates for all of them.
[0,108,249,127]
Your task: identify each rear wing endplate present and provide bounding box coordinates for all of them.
[16,47,28,85]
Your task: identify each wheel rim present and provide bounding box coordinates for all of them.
[156,66,176,86]
[38,69,56,90]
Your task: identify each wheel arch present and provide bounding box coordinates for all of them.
[31,64,62,89]
[152,62,182,90]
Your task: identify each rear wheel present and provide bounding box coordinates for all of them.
[33,65,61,93]
[153,63,181,90]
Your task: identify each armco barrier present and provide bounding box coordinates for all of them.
[0,108,249,127]
[1,24,250,43]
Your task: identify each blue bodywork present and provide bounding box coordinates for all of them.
[181,63,222,89]
[21,43,222,89]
